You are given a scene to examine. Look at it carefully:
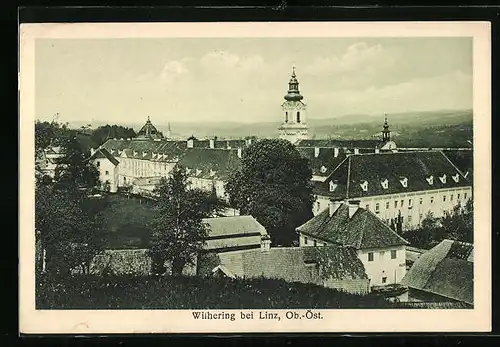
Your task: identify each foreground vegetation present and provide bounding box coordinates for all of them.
[37,274,400,309]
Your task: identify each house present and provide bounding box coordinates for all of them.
[200,241,370,295]
[312,150,472,231]
[90,148,120,192]
[202,215,268,253]
[175,148,242,200]
[400,239,473,307]
[296,199,409,287]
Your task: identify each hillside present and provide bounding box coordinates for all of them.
[66,109,473,148]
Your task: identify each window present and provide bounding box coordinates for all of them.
[124,177,127,182]
[297,111,301,123]
[419,213,423,220]
[316,202,320,211]
[465,193,468,199]
[408,199,412,208]
[386,202,390,209]
[394,201,398,208]
[375,203,380,213]
[96,161,100,167]
[419,197,423,205]
[105,170,109,175]
[382,277,387,284]
[451,194,454,201]
[391,250,397,259]
[304,237,308,245]
[458,193,461,200]
[314,240,317,247]
[379,251,385,259]
[430,196,434,204]
[368,252,374,262]
[443,195,446,202]
[400,200,404,207]
[365,204,370,210]
[285,112,288,123]
[408,215,412,223]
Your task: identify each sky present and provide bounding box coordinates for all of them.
[35,37,472,125]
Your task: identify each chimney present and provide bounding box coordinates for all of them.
[187,139,194,148]
[375,148,380,154]
[329,199,343,217]
[261,234,271,252]
[237,148,242,158]
[348,200,360,219]
[314,147,320,158]
[354,148,360,155]
[334,147,339,158]
[209,138,215,149]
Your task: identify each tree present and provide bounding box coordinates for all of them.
[35,120,70,155]
[90,124,136,147]
[35,182,107,275]
[53,132,100,191]
[148,166,225,275]
[225,139,314,246]
[441,199,473,243]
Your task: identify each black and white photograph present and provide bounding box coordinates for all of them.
[19,21,491,333]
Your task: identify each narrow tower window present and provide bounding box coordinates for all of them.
[285,112,288,123]
[297,111,301,123]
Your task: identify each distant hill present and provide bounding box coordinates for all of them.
[65,109,473,147]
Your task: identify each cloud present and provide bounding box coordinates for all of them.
[305,42,393,76]
[159,58,191,83]
[199,50,265,72]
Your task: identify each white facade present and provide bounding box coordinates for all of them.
[94,157,119,193]
[299,234,406,287]
[278,100,308,144]
[115,155,176,187]
[313,186,472,230]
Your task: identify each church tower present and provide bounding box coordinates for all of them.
[278,67,308,144]
[382,114,391,142]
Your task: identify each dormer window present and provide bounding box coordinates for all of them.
[142,152,148,157]
[186,168,192,174]
[110,149,115,154]
[399,177,408,188]
[209,169,216,177]
[360,180,368,192]
[329,181,337,192]
[439,174,447,184]
[320,166,327,173]
[452,173,460,183]
[426,175,434,185]
[196,169,202,176]
[381,179,389,190]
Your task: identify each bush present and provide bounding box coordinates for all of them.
[36,274,396,309]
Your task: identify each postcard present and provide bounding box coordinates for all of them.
[19,21,491,333]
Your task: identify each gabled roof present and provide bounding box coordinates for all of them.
[176,148,242,180]
[91,148,120,166]
[296,204,409,249]
[297,147,348,178]
[214,245,367,283]
[315,151,471,199]
[101,139,187,162]
[401,239,473,305]
[203,215,267,238]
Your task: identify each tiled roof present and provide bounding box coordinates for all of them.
[91,148,120,166]
[401,239,473,305]
[176,148,242,180]
[203,215,267,238]
[442,149,473,179]
[101,139,187,162]
[215,245,367,283]
[296,139,382,148]
[297,147,348,178]
[296,204,409,249]
[315,151,471,199]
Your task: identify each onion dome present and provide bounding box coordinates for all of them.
[284,67,304,101]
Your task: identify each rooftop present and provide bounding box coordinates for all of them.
[315,150,471,199]
[297,203,409,249]
[401,239,473,305]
